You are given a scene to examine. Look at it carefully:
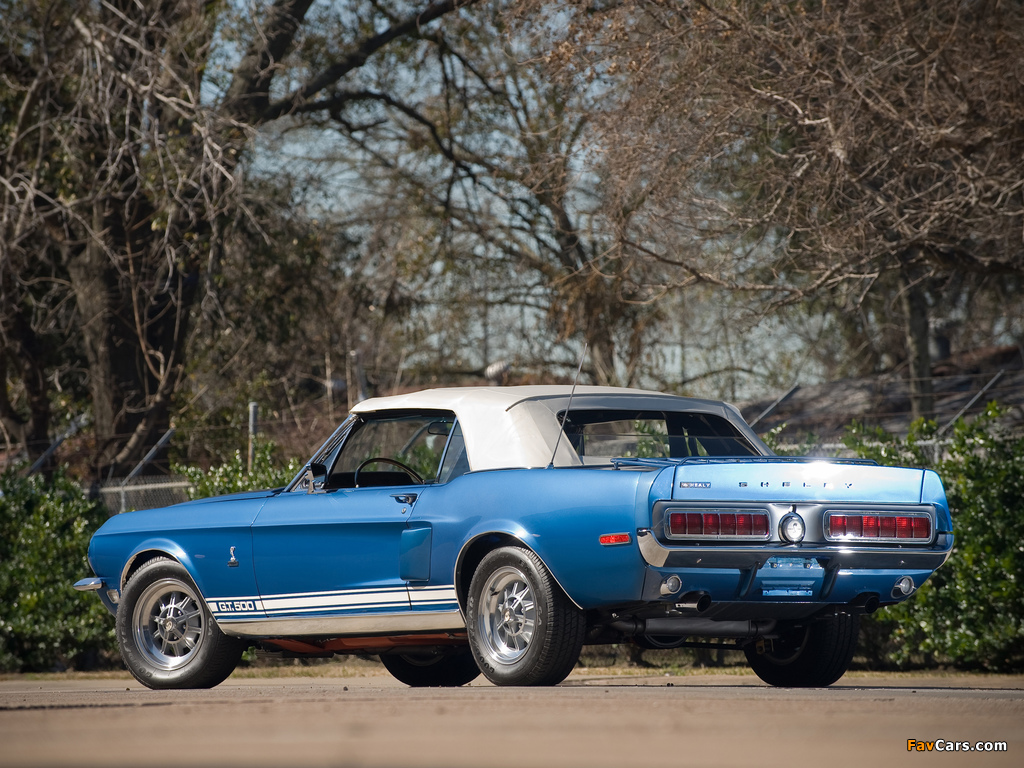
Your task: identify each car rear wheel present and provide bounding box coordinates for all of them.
[379,649,481,687]
[116,557,245,689]
[466,546,585,686]
[744,613,860,687]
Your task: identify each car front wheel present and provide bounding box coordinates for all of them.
[379,649,481,687]
[744,612,860,687]
[466,546,585,686]
[116,557,245,689]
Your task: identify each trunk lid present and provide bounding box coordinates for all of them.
[672,458,925,505]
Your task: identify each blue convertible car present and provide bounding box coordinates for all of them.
[76,386,952,689]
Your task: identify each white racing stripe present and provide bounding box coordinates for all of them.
[409,585,458,608]
[261,589,408,614]
[409,586,457,598]
[208,584,459,618]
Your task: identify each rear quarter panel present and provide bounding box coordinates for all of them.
[413,467,661,609]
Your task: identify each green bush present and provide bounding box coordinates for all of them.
[0,446,297,673]
[844,405,1024,671]
[174,443,302,500]
[0,470,116,671]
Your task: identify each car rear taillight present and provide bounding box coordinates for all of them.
[826,512,932,542]
[667,510,770,540]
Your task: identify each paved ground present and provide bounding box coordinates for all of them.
[1,668,1021,768]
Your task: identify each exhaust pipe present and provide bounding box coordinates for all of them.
[852,593,880,614]
[610,617,776,638]
[675,591,712,613]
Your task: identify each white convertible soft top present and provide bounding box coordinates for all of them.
[351,386,762,471]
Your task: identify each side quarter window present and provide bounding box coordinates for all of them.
[437,422,469,483]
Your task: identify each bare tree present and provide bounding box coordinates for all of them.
[299,1,670,386]
[0,0,475,476]
[537,0,1024,415]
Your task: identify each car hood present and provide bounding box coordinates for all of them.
[171,488,282,507]
[93,488,281,537]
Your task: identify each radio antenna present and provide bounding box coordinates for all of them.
[548,342,588,469]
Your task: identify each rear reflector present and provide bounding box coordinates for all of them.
[599,533,631,546]
[667,510,770,540]
[826,512,932,543]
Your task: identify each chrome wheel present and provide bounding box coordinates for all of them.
[476,565,537,664]
[467,547,586,686]
[117,557,244,689]
[132,577,206,671]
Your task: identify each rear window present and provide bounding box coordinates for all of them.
[559,409,759,460]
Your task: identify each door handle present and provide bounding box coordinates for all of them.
[391,493,418,505]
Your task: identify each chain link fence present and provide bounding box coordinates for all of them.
[97,475,193,515]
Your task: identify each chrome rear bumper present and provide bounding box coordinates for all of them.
[636,528,953,571]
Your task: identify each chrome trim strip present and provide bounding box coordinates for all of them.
[636,528,954,571]
[73,577,104,592]
[215,609,466,638]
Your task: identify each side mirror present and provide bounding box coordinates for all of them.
[304,462,328,494]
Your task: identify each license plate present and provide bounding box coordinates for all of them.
[764,557,823,571]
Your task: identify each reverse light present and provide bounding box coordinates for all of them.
[666,510,770,540]
[826,512,932,543]
[660,575,683,596]
[894,576,915,596]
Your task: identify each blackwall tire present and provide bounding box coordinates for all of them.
[116,557,245,690]
[380,649,481,687]
[466,546,585,686]
[745,613,860,687]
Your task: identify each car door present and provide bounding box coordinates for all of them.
[249,410,454,633]
[250,488,414,628]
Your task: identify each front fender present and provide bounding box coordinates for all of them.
[82,538,204,619]
[119,539,199,592]
[86,496,265,621]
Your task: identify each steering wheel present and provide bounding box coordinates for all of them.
[353,457,424,488]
